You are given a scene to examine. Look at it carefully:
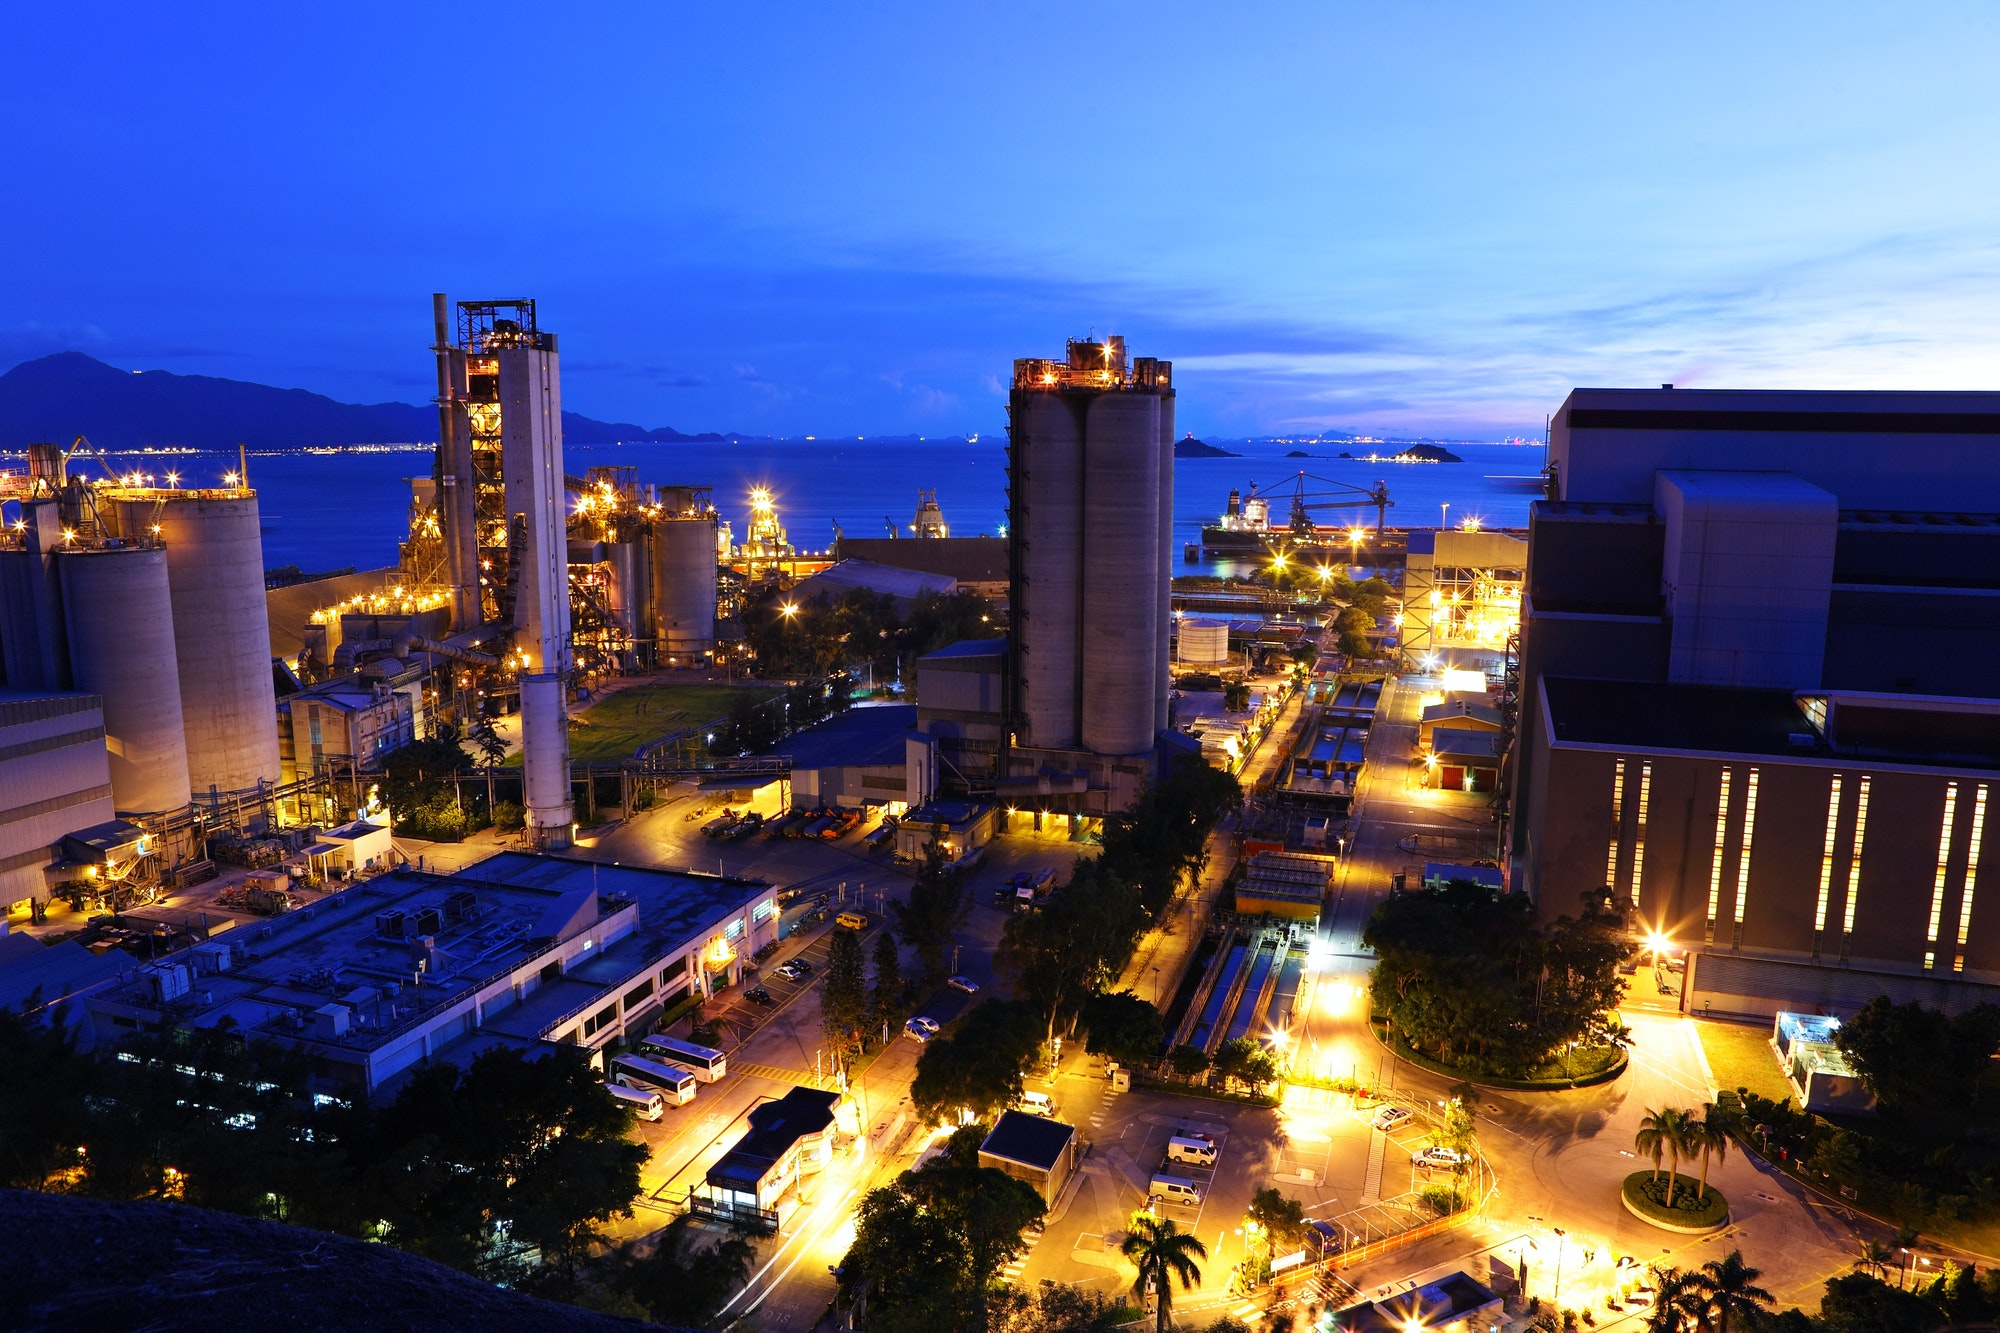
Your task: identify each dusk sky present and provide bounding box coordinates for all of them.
[6,3,1999,439]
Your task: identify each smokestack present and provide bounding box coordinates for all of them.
[432,293,481,631]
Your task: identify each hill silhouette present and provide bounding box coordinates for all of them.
[0,352,728,450]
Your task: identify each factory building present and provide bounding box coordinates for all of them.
[1004,337,1175,814]
[430,298,575,844]
[833,534,1010,607]
[1398,527,1525,673]
[0,693,117,917]
[82,851,777,1099]
[1513,388,2000,1017]
[568,472,719,670]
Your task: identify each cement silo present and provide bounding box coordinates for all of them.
[1079,391,1162,756]
[650,512,718,659]
[115,492,282,795]
[57,543,192,812]
[1007,337,1175,760]
[1010,390,1085,749]
[603,537,646,669]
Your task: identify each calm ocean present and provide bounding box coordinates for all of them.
[18,437,1548,575]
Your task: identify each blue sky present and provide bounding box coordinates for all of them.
[5,3,1998,438]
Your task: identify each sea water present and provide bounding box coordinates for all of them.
[16,437,1548,575]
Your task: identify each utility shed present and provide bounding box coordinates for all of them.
[978,1110,1079,1205]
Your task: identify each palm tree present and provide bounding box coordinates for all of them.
[1646,1267,1701,1333]
[1123,1212,1208,1333]
[1694,1103,1731,1201]
[1857,1238,1896,1281]
[1635,1107,1698,1206]
[1695,1251,1773,1333]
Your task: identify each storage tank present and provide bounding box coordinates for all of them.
[58,544,192,812]
[1080,392,1162,756]
[115,493,282,795]
[1012,391,1085,749]
[649,513,718,658]
[603,538,645,669]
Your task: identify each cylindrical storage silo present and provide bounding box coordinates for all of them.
[1154,384,1176,738]
[520,671,573,840]
[120,494,282,795]
[1013,391,1085,749]
[1080,392,1161,756]
[58,544,192,813]
[1176,619,1229,666]
[649,515,718,658]
[603,538,641,669]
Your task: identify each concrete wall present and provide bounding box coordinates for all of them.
[0,694,115,908]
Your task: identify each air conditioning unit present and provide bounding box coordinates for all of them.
[150,965,191,1003]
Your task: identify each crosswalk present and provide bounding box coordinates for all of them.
[1086,1079,1122,1132]
[1000,1219,1048,1283]
[732,1061,822,1087]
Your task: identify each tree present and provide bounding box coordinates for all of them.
[870,928,905,1038]
[1211,1037,1279,1090]
[1167,1045,1211,1079]
[993,1282,1132,1333]
[893,841,972,981]
[0,1004,97,1190]
[612,1215,757,1327]
[1694,1102,1731,1199]
[1818,1272,1945,1333]
[1635,1107,1699,1206]
[1834,998,2000,1121]
[838,1154,1045,1333]
[1646,1268,1708,1333]
[1122,1212,1208,1333]
[999,860,1148,1059]
[1079,991,1167,1066]
[1223,682,1252,712]
[1101,759,1242,919]
[1245,1186,1307,1259]
[1693,1251,1775,1333]
[381,725,468,818]
[823,926,869,1058]
[910,1001,1041,1125]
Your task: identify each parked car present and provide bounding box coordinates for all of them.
[947,975,980,994]
[904,1017,941,1043]
[1413,1145,1466,1171]
[745,986,775,1006]
[1372,1106,1413,1132]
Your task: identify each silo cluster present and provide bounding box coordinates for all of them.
[0,465,282,815]
[1006,337,1174,757]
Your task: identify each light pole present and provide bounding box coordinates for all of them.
[1440,502,1449,531]
[1552,1228,1567,1304]
[1152,966,1162,1004]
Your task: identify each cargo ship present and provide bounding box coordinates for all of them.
[1199,473,1395,557]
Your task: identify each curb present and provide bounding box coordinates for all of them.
[1620,1173,1729,1234]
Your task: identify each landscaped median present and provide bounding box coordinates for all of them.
[1621,1170,1730,1233]
[1369,1018,1629,1091]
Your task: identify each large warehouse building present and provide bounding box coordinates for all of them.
[1514,388,2000,1016]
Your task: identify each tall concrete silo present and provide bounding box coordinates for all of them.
[1007,337,1175,762]
[1154,372,1176,734]
[1011,391,1084,749]
[58,543,192,812]
[1079,390,1162,756]
[114,492,282,796]
[650,508,718,660]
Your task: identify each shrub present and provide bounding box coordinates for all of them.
[1418,1185,1466,1217]
[494,801,525,832]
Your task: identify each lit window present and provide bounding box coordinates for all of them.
[1926,782,1962,970]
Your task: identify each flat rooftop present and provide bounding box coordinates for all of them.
[920,636,1007,662]
[980,1110,1076,1172]
[1543,677,1835,762]
[468,852,768,950]
[779,704,917,771]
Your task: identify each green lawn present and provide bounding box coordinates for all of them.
[512,682,783,764]
[1694,1019,1794,1105]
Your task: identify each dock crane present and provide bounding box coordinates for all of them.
[1280,472,1394,535]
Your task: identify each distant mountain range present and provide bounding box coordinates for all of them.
[0,352,734,450]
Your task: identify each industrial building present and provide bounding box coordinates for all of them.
[81,851,777,1098]
[977,1110,1079,1206]
[1398,527,1525,672]
[1513,388,2000,1017]
[833,533,1009,606]
[699,1086,847,1229]
[1004,337,1175,814]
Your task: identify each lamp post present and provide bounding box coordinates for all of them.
[1552,1228,1567,1303]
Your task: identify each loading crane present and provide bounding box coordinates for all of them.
[1280,472,1394,535]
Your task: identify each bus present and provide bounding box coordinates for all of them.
[603,1081,666,1121]
[610,1053,697,1105]
[640,1033,728,1082]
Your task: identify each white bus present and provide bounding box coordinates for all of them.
[610,1053,698,1105]
[640,1033,728,1082]
[603,1081,666,1121]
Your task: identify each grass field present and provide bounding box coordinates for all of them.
[514,682,783,764]
[1695,1019,1795,1104]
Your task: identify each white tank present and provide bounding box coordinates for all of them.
[1080,392,1162,756]
[1013,392,1084,748]
[650,514,718,657]
[58,544,192,812]
[603,538,644,668]
[520,672,572,832]
[119,494,282,795]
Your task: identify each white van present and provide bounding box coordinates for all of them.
[603,1081,666,1121]
[1019,1090,1054,1116]
[1166,1135,1218,1168]
[1148,1173,1202,1206]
